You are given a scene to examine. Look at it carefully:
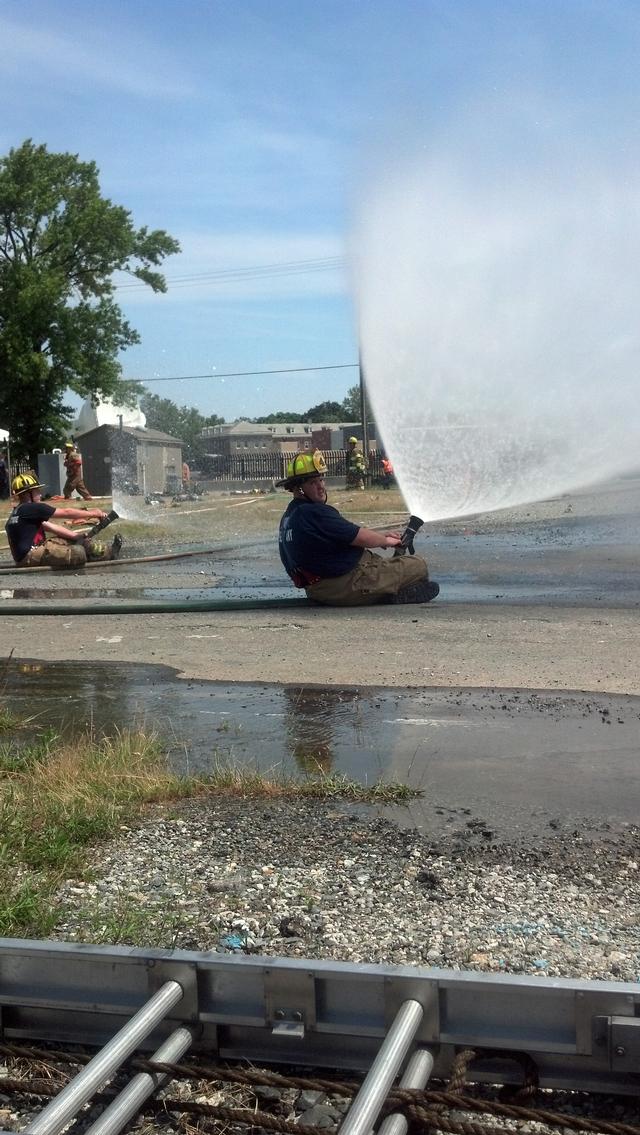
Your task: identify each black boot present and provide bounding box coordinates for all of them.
[391,580,440,604]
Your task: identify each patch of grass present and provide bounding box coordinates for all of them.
[0,725,209,936]
[0,726,60,771]
[0,874,60,939]
[207,759,419,803]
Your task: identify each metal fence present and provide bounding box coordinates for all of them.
[201,449,389,482]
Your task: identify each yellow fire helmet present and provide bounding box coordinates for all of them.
[348,436,359,444]
[276,449,327,489]
[12,472,47,495]
[64,441,75,449]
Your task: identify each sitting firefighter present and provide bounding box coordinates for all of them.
[6,473,122,568]
[277,451,439,606]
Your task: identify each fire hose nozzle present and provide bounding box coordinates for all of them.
[86,509,120,539]
[393,514,425,557]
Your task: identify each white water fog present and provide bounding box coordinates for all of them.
[354,143,640,522]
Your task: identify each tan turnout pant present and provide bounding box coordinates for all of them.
[305,549,429,607]
[18,537,87,568]
[17,536,110,569]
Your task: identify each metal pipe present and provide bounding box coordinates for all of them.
[377,1047,435,1135]
[25,980,184,1135]
[84,1025,194,1135]
[358,351,370,464]
[338,999,423,1135]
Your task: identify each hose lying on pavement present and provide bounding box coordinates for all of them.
[0,595,311,616]
[0,548,222,573]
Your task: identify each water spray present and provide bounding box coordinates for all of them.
[393,514,424,557]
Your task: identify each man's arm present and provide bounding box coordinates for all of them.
[41,520,85,542]
[41,506,107,543]
[51,505,106,522]
[351,526,402,550]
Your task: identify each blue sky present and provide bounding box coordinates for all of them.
[2,0,640,422]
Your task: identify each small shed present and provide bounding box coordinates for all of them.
[75,424,183,497]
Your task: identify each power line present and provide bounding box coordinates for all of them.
[115,256,345,292]
[133,363,359,384]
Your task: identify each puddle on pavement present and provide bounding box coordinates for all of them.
[4,660,640,840]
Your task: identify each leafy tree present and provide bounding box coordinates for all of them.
[0,140,180,464]
[252,411,307,423]
[341,385,361,419]
[139,391,224,466]
[253,399,347,424]
[304,399,344,421]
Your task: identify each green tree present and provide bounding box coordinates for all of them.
[0,140,180,464]
[139,391,224,466]
[252,411,306,423]
[304,400,344,421]
[341,385,361,419]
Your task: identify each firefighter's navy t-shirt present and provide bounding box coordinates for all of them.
[279,499,361,580]
[5,501,55,561]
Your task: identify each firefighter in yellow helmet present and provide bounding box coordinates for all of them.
[63,440,93,500]
[277,451,439,606]
[5,473,122,568]
[345,436,367,490]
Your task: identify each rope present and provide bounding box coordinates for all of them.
[1,1043,639,1135]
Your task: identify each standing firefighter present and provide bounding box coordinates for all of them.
[6,473,122,568]
[63,441,93,500]
[278,451,439,606]
[345,436,367,490]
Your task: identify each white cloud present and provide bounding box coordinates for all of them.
[0,13,194,99]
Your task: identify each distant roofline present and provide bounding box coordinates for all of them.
[201,419,363,436]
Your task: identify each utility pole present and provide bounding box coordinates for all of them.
[358,350,370,459]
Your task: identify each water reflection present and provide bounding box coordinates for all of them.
[283,686,364,774]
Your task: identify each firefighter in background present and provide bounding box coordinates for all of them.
[345,436,367,490]
[6,473,122,567]
[63,441,93,500]
[380,456,394,488]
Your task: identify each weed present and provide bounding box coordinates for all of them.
[0,707,22,734]
[68,892,193,949]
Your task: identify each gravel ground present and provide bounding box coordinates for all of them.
[52,796,640,981]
